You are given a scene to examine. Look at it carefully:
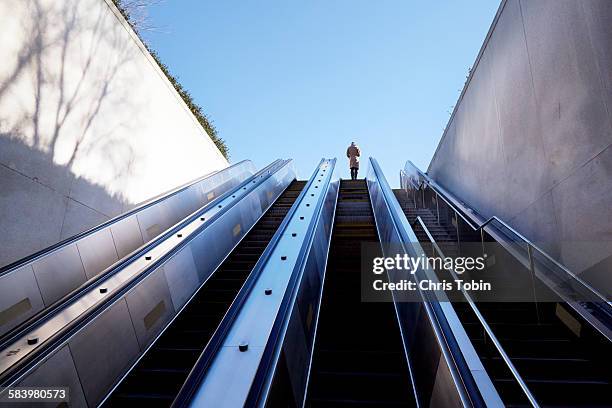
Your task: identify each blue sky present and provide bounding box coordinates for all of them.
[145,1,500,185]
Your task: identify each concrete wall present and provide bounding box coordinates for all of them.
[427,0,612,296]
[0,0,228,267]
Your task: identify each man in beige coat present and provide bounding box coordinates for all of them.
[346,141,361,180]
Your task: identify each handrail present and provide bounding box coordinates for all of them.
[369,157,502,408]
[0,159,283,349]
[244,160,337,407]
[172,158,335,407]
[403,161,609,301]
[298,180,340,408]
[401,168,478,230]
[402,161,612,339]
[415,216,539,407]
[0,159,253,276]
[0,159,294,385]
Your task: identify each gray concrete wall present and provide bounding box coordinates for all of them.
[0,0,228,267]
[427,0,612,296]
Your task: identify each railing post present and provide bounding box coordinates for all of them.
[455,210,461,256]
[421,187,425,209]
[435,192,440,225]
[527,244,541,324]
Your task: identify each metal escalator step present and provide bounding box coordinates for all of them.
[413,209,611,407]
[104,180,306,405]
[305,180,415,406]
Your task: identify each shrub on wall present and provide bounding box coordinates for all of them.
[111,0,229,159]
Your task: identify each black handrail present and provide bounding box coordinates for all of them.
[0,159,293,386]
[171,158,333,408]
[0,160,253,275]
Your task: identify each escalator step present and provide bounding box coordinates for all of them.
[104,180,305,406]
[306,180,415,407]
[391,189,612,407]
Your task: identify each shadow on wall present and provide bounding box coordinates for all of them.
[0,136,131,267]
[0,0,142,266]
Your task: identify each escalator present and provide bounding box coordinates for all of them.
[393,189,611,407]
[305,180,415,407]
[0,160,257,341]
[104,180,306,406]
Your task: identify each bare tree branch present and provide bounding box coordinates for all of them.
[113,0,164,33]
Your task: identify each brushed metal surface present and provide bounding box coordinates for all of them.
[32,244,87,306]
[165,193,193,228]
[110,215,144,259]
[69,299,140,407]
[76,229,119,279]
[162,246,199,310]
[189,228,223,283]
[193,160,333,405]
[0,161,294,404]
[124,267,175,348]
[427,0,612,293]
[190,345,265,407]
[136,202,173,243]
[15,346,88,408]
[0,265,45,335]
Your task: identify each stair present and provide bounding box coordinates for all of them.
[392,188,612,407]
[104,180,306,406]
[305,180,415,407]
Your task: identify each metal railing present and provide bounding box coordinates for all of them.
[368,157,503,408]
[415,216,539,407]
[0,160,255,277]
[401,161,612,341]
[0,159,297,406]
[172,158,337,408]
[0,160,281,349]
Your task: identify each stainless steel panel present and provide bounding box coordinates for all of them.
[427,0,612,295]
[521,0,612,181]
[582,0,612,127]
[189,228,223,283]
[237,193,261,229]
[190,345,265,407]
[209,209,242,258]
[32,244,87,306]
[183,185,204,215]
[187,184,208,214]
[165,192,192,227]
[111,215,144,259]
[282,299,310,404]
[162,246,199,310]
[69,299,140,407]
[0,265,45,335]
[15,345,88,408]
[464,48,509,216]
[367,160,503,406]
[489,0,548,213]
[223,235,310,347]
[77,229,119,279]
[0,162,285,401]
[124,268,175,348]
[193,160,332,406]
[551,146,612,296]
[136,202,173,242]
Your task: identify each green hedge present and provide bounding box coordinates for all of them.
[111,0,229,159]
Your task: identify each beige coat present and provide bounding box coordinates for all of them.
[347,145,361,168]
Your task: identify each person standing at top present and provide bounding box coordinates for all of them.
[346,141,361,180]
